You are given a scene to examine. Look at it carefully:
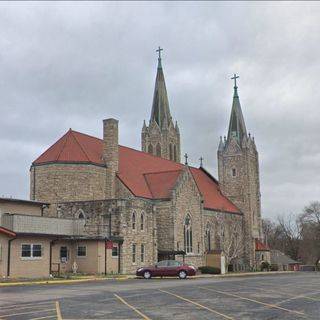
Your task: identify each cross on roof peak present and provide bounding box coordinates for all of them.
[184,153,188,165]
[199,156,204,167]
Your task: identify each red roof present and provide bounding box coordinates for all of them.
[255,239,270,251]
[33,130,240,214]
[0,226,16,238]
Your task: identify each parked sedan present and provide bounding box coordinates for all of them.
[136,260,197,279]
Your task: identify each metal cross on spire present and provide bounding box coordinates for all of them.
[199,156,204,167]
[231,74,239,88]
[156,46,163,60]
[184,153,188,165]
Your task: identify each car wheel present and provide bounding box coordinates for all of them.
[143,271,151,279]
[178,270,187,279]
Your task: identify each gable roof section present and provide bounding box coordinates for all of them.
[33,130,240,214]
[190,167,240,214]
[144,170,182,199]
[255,239,270,251]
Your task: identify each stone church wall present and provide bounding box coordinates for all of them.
[30,164,107,215]
[173,169,204,267]
[154,200,174,251]
[203,210,244,264]
[55,198,157,274]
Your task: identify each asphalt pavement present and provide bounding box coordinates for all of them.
[0,273,319,319]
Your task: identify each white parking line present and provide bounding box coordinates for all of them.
[199,286,306,317]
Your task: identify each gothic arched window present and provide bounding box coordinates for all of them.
[205,223,211,252]
[140,212,144,231]
[132,212,136,230]
[174,145,177,162]
[156,143,161,157]
[169,144,173,160]
[184,214,193,253]
[77,210,85,219]
[148,144,153,155]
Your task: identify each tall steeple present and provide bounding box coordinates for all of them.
[150,47,172,129]
[227,74,247,146]
[217,74,262,269]
[141,47,181,163]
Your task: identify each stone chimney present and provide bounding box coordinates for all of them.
[103,118,119,199]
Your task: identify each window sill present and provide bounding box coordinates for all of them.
[21,257,42,261]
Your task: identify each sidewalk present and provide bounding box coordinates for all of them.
[0,271,295,287]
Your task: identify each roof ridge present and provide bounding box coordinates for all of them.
[119,144,183,165]
[56,130,71,161]
[32,130,70,164]
[143,174,155,198]
[71,129,103,142]
[143,169,182,176]
[70,130,92,162]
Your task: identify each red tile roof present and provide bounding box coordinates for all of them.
[33,130,240,214]
[0,226,16,238]
[255,239,270,251]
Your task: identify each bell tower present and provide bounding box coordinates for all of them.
[217,74,262,268]
[141,47,181,162]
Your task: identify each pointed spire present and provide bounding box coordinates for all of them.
[218,136,225,151]
[227,74,248,145]
[142,120,147,133]
[175,120,180,134]
[150,47,172,129]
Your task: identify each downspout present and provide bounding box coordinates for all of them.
[104,238,107,276]
[49,240,54,275]
[33,165,36,201]
[7,237,16,277]
[118,242,121,274]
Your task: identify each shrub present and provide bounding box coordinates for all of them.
[198,266,221,274]
[270,264,279,271]
[260,261,270,271]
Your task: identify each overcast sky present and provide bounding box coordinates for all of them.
[0,2,320,219]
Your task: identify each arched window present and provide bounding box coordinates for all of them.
[132,212,136,230]
[140,212,144,231]
[156,143,161,157]
[205,224,211,252]
[174,145,177,162]
[148,144,153,155]
[77,210,85,219]
[184,214,192,253]
[169,144,173,160]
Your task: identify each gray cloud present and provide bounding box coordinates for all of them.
[1,2,320,219]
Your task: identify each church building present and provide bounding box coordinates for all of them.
[22,49,267,275]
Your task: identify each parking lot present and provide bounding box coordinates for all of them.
[0,273,319,319]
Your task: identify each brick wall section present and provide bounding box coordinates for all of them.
[30,164,107,207]
[56,198,157,274]
[103,119,119,199]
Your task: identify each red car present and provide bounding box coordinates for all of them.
[136,260,197,279]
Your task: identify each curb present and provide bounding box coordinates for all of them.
[0,276,134,287]
[0,271,295,287]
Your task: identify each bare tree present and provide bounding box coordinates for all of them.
[276,213,301,261]
[298,201,320,266]
[217,217,245,270]
[262,218,275,246]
